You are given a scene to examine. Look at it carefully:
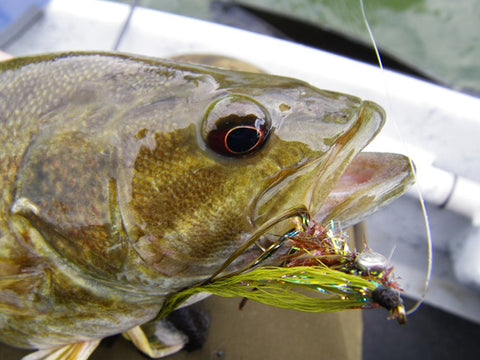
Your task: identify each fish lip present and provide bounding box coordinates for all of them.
[360,100,386,130]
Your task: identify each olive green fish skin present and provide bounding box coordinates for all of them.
[0,52,405,350]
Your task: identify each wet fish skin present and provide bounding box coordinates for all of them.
[0,52,412,351]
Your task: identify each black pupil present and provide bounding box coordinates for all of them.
[226,127,260,153]
[207,113,268,156]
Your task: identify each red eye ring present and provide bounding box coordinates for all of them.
[202,95,271,157]
[224,125,263,154]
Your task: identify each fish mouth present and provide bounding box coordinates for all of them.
[251,100,386,232]
[313,151,414,227]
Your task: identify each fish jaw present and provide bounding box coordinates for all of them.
[251,100,388,231]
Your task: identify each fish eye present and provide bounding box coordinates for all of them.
[202,95,271,156]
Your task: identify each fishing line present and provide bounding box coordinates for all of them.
[359,0,433,316]
[113,0,139,51]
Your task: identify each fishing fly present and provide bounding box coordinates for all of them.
[158,217,407,324]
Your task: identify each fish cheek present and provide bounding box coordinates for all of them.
[128,125,254,275]
[12,131,127,278]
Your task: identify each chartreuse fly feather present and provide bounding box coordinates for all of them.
[159,265,378,318]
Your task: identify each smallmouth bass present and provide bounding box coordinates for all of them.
[0,52,413,358]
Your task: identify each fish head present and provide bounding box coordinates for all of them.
[120,64,413,286]
[7,54,413,292]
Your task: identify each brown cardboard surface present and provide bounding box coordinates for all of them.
[157,296,363,360]
[0,295,362,360]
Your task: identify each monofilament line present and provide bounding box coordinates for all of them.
[359,0,433,315]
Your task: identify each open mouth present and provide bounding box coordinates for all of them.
[250,100,387,229]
